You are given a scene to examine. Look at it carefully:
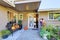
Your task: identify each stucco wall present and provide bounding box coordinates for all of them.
[39,11,48,21]
[0,5,18,31]
[22,12,28,28]
[0,5,8,31]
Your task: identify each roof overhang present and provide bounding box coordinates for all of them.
[15,0,41,4]
[0,0,15,7]
[38,8,60,12]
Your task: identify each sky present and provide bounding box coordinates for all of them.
[39,0,60,10]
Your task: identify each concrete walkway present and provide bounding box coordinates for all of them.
[3,29,44,40]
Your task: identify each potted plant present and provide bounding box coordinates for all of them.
[0,30,11,39]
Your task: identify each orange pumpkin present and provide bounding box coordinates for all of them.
[15,24,19,29]
[11,26,16,31]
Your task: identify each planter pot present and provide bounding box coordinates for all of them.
[2,35,8,39]
[24,26,28,30]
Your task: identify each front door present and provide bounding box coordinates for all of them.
[28,14,34,28]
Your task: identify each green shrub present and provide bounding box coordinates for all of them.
[40,24,60,40]
[46,25,60,40]
[0,30,11,37]
[46,25,54,32]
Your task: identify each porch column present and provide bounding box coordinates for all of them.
[36,13,38,28]
[35,10,39,28]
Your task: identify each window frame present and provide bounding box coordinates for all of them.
[19,14,23,20]
[48,12,60,20]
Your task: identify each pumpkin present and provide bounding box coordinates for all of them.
[15,24,19,29]
[11,26,16,31]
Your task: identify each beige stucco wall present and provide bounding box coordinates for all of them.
[0,5,18,31]
[39,11,48,21]
[21,12,28,27]
[0,5,8,31]
[39,11,60,26]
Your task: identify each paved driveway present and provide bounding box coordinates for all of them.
[3,29,44,40]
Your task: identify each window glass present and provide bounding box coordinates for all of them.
[49,13,53,19]
[19,14,23,20]
[54,13,60,19]
[49,13,60,20]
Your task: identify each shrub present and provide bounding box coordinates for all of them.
[40,24,60,40]
[0,30,11,39]
[1,30,11,36]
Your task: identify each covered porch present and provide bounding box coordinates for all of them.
[0,0,41,30]
[0,0,43,40]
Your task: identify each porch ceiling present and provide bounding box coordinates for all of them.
[0,0,41,11]
[14,2,41,11]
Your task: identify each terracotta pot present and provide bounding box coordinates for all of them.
[24,26,28,30]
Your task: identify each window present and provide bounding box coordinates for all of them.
[7,11,15,21]
[19,14,23,20]
[7,11,23,21]
[49,13,53,19]
[54,13,60,19]
[49,13,60,20]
